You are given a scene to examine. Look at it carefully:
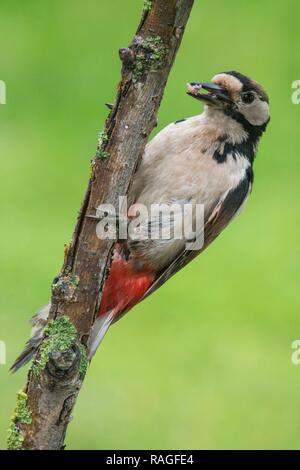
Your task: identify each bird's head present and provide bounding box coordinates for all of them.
[187,71,270,128]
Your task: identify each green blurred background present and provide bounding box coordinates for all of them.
[1,0,300,450]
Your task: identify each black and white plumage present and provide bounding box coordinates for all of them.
[128,71,269,289]
[12,71,270,371]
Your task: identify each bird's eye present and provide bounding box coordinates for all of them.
[242,92,255,104]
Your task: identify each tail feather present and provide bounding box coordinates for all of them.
[11,342,39,373]
[87,311,115,359]
[11,304,50,373]
[87,249,155,359]
[99,253,155,320]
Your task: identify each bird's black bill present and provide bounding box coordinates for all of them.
[187,81,232,105]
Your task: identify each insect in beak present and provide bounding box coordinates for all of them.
[187,82,232,105]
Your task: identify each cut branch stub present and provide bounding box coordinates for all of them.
[119,48,136,66]
[119,35,168,84]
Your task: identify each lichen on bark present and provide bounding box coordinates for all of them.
[96,130,110,160]
[31,316,77,377]
[143,0,152,11]
[7,391,32,450]
[132,35,168,83]
[52,273,80,301]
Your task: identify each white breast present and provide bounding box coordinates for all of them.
[130,112,250,216]
[127,110,251,271]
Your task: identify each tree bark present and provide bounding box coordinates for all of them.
[11,0,194,450]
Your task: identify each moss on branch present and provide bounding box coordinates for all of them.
[96,130,110,160]
[133,35,168,83]
[7,391,32,450]
[31,316,77,377]
[143,0,152,12]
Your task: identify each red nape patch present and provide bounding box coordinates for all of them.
[99,253,155,320]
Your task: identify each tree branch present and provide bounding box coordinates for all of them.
[9,0,194,450]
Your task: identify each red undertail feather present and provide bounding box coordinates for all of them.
[99,250,155,321]
[88,247,155,358]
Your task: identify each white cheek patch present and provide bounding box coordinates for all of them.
[241,100,269,126]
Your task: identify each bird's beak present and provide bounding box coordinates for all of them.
[187,82,232,106]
